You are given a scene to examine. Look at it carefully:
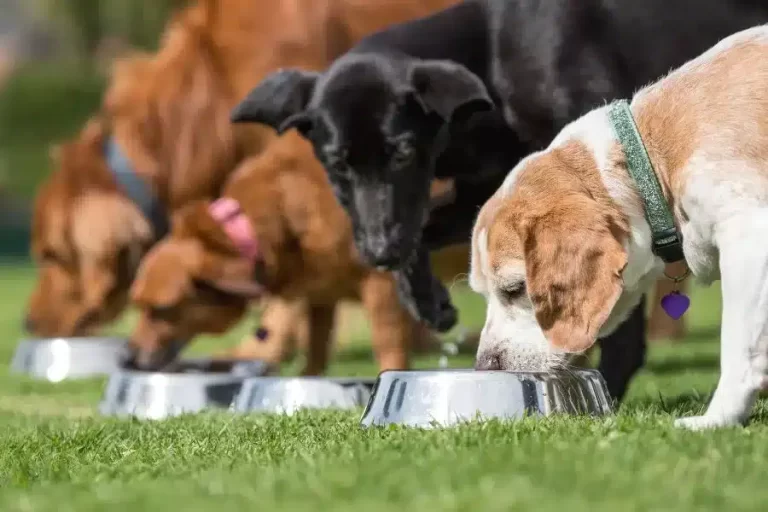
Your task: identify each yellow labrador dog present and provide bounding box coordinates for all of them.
[470,25,768,430]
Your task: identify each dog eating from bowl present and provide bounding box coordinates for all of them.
[470,26,768,430]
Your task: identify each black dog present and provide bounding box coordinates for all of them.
[232,0,768,401]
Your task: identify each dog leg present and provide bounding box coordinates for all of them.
[675,224,768,430]
[393,246,457,332]
[228,298,306,363]
[597,298,647,403]
[360,273,412,370]
[300,302,336,376]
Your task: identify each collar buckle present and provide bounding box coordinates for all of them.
[652,227,685,263]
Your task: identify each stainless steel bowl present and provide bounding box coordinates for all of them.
[99,358,272,420]
[360,369,613,428]
[233,377,377,415]
[10,337,128,381]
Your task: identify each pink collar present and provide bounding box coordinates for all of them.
[208,198,260,262]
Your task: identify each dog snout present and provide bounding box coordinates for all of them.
[365,249,402,269]
[118,343,140,369]
[357,233,403,269]
[475,351,503,371]
[122,339,186,371]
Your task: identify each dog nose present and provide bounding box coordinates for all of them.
[475,352,503,371]
[364,247,404,270]
[23,316,36,334]
[118,343,140,369]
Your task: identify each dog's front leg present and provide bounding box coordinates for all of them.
[393,246,457,333]
[299,302,337,376]
[675,222,768,430]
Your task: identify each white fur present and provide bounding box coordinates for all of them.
[471,25,768,430]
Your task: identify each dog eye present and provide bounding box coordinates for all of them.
[391,141,415,167]
[498,282,526,303]
[40,250,57,263]
[40,249,71,268]
[149,305,176,320]
[324,154,352,180]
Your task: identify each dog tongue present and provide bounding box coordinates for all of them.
[660,291,690,320]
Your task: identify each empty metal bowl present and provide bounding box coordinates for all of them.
[99,358,272,420]
[360,369,613,428]
[233,377,377,414]
[10,337,128,382]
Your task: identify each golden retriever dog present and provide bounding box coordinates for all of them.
[25,0,465,343]
[127,136,470,372]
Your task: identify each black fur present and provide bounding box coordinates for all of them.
[233,0,768,401]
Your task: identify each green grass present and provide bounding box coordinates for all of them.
[0,261,765,511]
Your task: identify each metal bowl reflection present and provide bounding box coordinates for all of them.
[233,377,377,415]
[360,369,613,428]
[99,358,272,420]
[10,337,128,382]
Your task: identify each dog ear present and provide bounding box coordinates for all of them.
[196,255,264,299]
[230,69,319,135]
[131,240,198,308]
[513,196,628,354]
[71,192,153,263]
[169,201,264,299]
[407,60,494,125]
[205,276,264,299]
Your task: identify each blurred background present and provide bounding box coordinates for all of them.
[0,0,184,259]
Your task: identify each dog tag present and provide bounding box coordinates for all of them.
[660,291,690,320]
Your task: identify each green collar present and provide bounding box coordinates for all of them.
[607,100,685,263]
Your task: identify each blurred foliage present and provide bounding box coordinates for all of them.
[29,0,189,61]
[0,65,106,199]
[0,1,190,201]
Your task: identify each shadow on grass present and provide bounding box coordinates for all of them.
[644,353,720,375]
[676,325,720,344]
[623,390,712,416]
[335,345,376,363]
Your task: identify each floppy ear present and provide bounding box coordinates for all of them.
[408,60,494,124]
[196,255,264,299]
[230,68,319,135]
[71,193,153,265]
[130,241,197,308]
[515,198,628,353]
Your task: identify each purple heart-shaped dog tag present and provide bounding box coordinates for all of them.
[660,291,690,320]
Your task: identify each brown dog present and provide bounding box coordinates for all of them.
[228,179,471,364]
[25,0,463,339]
[128,134,471,372]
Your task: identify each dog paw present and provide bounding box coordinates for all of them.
[393,246,458,332]
[673,415,742,431]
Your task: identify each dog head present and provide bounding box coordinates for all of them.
[231,55,495,269]
[126,201,265,370]
[26,120,154,337]
[469,137,655,372]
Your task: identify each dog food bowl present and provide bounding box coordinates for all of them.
[10,337,129,382]
[360,369,613,428]
[233,377,377,414]
[99,358,272,420]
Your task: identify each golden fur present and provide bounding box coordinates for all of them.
[27,0,468,363]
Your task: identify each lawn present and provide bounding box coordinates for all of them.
[0,261,766,512]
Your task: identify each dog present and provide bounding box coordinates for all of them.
[230,0,768,400]
[127,135,471,373]
[470,25,768,429]
[25,0,462,341]
[232,177,471,364]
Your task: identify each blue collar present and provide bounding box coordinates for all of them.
[104,137,169,239]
